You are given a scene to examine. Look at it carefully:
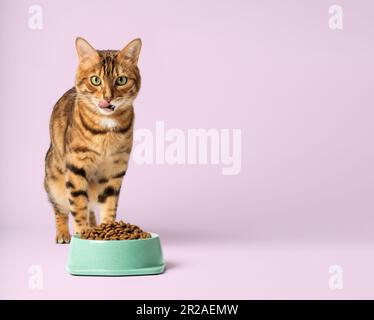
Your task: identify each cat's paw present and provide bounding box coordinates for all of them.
[56,230,71,244]
[74,226,92,237]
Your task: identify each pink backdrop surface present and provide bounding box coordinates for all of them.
[0,0,374,299]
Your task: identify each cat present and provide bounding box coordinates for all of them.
[44,37,142,243]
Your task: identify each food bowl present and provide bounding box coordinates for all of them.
[66,233,165,276]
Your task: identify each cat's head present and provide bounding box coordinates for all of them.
[74,37,141,116]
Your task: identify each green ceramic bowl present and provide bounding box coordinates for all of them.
[66,233,165,276]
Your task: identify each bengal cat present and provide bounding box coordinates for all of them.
[44,37,141,243]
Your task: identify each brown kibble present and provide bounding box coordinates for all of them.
[81,220,151,241]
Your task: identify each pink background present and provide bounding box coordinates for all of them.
[1,0,374,299]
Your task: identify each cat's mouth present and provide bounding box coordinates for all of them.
[99,104,115,111]
[98,100,116,114]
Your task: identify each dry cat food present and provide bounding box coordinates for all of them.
[80,221,151,240]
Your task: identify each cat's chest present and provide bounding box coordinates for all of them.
[92,158,117,178]
[88,151,125,182]
[88,134,128,175]
[91,133,125,156]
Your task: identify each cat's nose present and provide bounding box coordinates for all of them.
[104,97,112,103]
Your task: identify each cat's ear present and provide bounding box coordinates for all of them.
[75,37,99,63]
[118,38,142,65]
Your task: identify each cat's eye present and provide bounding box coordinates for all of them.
[90,76,101,86]
[116,76,128,86]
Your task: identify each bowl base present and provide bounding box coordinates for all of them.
[67,263,165,276]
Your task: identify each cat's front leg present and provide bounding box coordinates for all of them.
[98,170,126,224]
[65,162,90,234]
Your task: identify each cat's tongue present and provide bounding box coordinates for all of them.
[99,100,112,109]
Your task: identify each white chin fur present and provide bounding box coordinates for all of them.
[100,117,118,129]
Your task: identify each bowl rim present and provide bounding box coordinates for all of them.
[72,232,159,242]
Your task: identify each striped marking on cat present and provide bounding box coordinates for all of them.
[66,163,86,179]
[112,170,126,179]
[98,177,109,184]
[71,190,89,199]
[70,146,100,155]
[66,181,75,189]
[98,186,120,203]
